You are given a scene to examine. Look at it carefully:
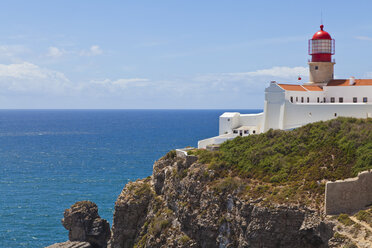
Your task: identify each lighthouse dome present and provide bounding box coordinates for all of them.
[312,25,332,40]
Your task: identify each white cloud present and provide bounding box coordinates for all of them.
[242,66,307,78]
[0,62,71,94]
[355,36,372,41]
[90,78,150,93]
[195,66,308,83]
[0,45,30,61]
[87,66,307,97]
[47,46,64,58]
[0,64,308,108]
[80,45,103,56]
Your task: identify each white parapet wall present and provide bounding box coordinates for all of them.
[175,148,195,158]
[198,133,237,149]
[325,170,372,215]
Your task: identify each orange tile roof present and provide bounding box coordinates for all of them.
[327,79,372,86]
[303,85,323,91]
[277,84,307,91]
[278,84,324,91]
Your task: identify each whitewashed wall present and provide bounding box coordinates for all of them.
[324,85,372,103]
[283,101,372,130]
[219,113,240,135]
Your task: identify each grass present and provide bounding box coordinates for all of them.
[338,214,355,226]
[355,208,372,227]
[190,118,372,206]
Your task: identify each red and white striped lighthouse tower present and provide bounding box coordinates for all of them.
[308,25,335,84]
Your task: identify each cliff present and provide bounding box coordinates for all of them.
[111,154,333,248]
[109,118,371,248]
[49,118,372,248]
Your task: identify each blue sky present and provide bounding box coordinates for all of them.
[1,0,372,109]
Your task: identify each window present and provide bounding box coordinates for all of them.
[334,113,337,117]
[296,97,298,102]
[317,97,320,103]
[363,97,368,103]
[290,96,293,103]
[339,97,343,103]
[315,66,318,70]
[227,118,230,122]
[253,130,256,134]
[301,97,304,103]
[353,97,357,103]
[307,97,310,103]
[233,130,238,134]
[244,130,249,134]
[331,97,335,103]
[323,97,326,103]
[311,39,333,54]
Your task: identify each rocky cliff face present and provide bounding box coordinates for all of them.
[110,154,335,248]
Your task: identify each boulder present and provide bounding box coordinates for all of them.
[62,201,110,248]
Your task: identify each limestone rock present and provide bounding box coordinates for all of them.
[110,178,154,248]
[45,241,92,248]
[62,201,111,248]
[110,155,335,248]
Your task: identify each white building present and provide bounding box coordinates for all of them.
[198,25,372,149]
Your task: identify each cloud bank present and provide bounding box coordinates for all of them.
[0,64,308,108]
[0,62,71,94]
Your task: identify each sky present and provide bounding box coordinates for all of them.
[1,0,372,109]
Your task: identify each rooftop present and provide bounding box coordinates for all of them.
[277,79,372,91]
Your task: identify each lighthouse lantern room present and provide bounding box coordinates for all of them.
[307,25,335,85]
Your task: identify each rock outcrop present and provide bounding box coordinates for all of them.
[110,154,335,248]
[48,201,111,248]
[46,241,92,248]
[62,201,111,248]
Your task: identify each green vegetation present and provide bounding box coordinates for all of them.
[134,206,174,248]
[190,118,372,206]
[355,208,372,227]
[212,176,242,193]
[338,214,355,226]
[179,235,191,244]
[147,209,172,236]
[164,150,177,159]
[133,182,152,198]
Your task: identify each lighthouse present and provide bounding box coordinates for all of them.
[308,25,335,84]
[198,24,372,149]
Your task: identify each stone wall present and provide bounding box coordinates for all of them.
[325,170,372,215]
[175,148,197,166]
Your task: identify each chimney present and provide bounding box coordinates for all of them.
[349,77,355,85]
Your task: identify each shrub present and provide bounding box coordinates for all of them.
[164,150,177,159]
[212,177,242,193]
[133,182,152,198]
[192,118,372,197]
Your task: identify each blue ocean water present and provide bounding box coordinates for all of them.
[0,109,261,248]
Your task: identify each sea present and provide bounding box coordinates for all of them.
[0,109,261,248]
